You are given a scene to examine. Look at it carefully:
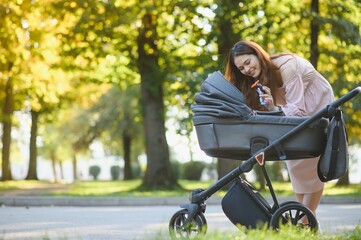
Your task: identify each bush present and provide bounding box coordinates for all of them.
[182,161,206,180]
[171,161,181,180]
[110,165,121,180]
[131,163,143,179]
[89,165,101,180]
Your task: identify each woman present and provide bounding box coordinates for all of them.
[224,40,334,216]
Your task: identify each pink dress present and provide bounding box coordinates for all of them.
[274,54,334,194]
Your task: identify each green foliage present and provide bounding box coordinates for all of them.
[110,165,121,180]
[179,225,361,240]
[90,85,144,158]
[181,161,206,180]
[341,225,361,240]
[170,161,181,180]
[89,165,101,180]
[1,0,361,183]
[131,163,143,179]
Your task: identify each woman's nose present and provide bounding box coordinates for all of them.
[244,66,251,74]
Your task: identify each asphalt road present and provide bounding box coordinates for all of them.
[0,204,360,240]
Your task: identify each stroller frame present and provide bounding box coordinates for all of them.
[169,86,361,239]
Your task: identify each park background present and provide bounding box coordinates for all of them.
[1,0,360,189]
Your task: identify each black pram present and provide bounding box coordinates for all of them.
[168,71,360,239]
[192,71,328,161]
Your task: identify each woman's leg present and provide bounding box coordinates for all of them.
[300,189,324,216]
[286,158,324,216]
[295,189,323,225]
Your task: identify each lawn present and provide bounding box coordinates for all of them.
[0,179,360,198]
[0,179,360,240]
[157,225,361,240]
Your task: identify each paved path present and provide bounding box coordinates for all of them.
[0,204,360,240]
[0,195,360,207]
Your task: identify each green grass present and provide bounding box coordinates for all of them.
[0,180,360,239]
[159,225,361,240]
[0,179,360,197]
[8,225,358,240]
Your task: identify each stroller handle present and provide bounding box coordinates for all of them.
[330,86,361,108]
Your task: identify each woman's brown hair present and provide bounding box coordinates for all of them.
[224,40,283,110]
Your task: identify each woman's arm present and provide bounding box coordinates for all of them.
[278,57,308,116]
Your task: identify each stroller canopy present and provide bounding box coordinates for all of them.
[192,71,253,125]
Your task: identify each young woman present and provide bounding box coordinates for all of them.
[224,40,334,216]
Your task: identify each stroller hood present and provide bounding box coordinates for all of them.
[191,71,253,124]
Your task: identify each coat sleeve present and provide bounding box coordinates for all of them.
[279,58,308,117]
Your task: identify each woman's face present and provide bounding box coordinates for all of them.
[234,54,261,79]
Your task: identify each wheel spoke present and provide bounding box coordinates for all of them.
[174,217,182,232]
[181,214,187,225]
[293,210,301,225]
[287,210,293,224]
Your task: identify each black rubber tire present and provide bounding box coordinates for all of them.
[169,209,207,240]
[270,202,318,231]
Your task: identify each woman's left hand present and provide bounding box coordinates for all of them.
[261,86,278,111]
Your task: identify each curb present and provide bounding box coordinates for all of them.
[0,196,360,207]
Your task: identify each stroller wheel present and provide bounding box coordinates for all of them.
[270,202,318,231]
[169,209,207,239]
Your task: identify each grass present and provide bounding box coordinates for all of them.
[162,225,361,240]
[0,179,360,197]
[25,225,361,240]
[0,180,360,240]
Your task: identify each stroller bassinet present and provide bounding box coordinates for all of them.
[192,71,328,161]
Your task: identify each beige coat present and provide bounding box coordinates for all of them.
[272,54,334,194]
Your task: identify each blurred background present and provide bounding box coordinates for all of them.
[1,0,360,189]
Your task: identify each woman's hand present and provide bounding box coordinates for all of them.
[261,86,278,111]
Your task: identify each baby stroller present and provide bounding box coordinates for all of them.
[168,71,360,239]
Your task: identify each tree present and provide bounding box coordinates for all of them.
[310,0,320,68]
[38,123,70,182]
[211,0,251,187]
[2,0,356,187]
[137,9,176,189]
[161,1,218,164]
[1,73,14,181]
[0,0,34,180]
[90,85,143,180]
[26,110,39,180]
[50,0,146,182]
[317,1,361,185]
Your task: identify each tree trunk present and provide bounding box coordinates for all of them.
[254,165,266,190]
[187,135,194,162]
[51,151,57,182]
[336,173,350,186]
[215,0,244,184]
[310,0,320,69]
[276,161,286,182]
[1,76,14,181]
[215,0,240,69]
[72,151,78,181]
[262,0,271,53]
[309,0,349,187]
[25,110,39,180]
[59,161,64,180]
[217,158,246,189]
[137,12,177,189]
[123,131,133,180]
